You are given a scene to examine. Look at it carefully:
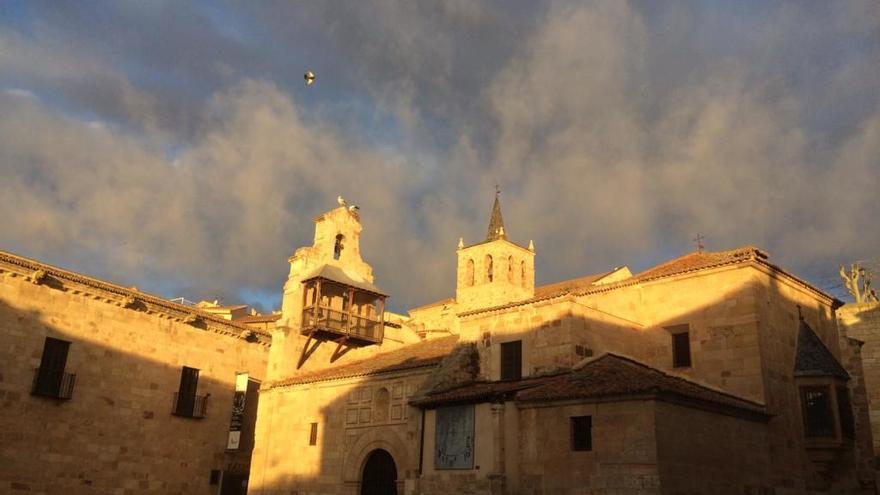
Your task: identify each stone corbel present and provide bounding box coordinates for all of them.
[182,314,200,325]
[30,269,47,285]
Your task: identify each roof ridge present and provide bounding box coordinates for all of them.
[591,352,767,408]
[0,249,270,342]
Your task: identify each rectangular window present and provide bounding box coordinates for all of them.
[801,385,834,438]
[571,416,592,451]
[173,366,200,417]
[309,422,318,446]
[32,337,74,399]
[500,340,522,381]
[836,386,855,439]
[671,330,691,368]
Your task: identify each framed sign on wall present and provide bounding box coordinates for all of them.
[434,404,474,469]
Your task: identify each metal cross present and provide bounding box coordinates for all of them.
[693,233,705,252]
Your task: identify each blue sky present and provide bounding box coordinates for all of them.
[0,1,878,311]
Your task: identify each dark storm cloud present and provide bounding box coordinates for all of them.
[0,0,877,309]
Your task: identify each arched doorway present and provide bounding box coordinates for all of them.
[361,449,397,495]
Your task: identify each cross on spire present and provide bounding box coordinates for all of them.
[486,186,507,241]
[693,233,705,253]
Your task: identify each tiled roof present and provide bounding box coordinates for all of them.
[300,264,386,296]
[794,318,850,379]
[408,297,456,313]
[410,374,561,408]
[0,250,270,343]
[534,272,611,298]
[269,335,460,388]
[633,247,768,281]
[236,313,282,324]
[516,354,768,418]
[458,246,838,317]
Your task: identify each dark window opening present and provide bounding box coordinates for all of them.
[836,386,855,439]
[209,469,221,485]
[500,340,522,381]
[334,234,345,260]
[571,416,592,451]
[801,386,834,438]
[309,422,318,446]
[508,256,515,282]
[32,337,75,399]
[672,330,691,368]
[173,366,207,418]
[466,259,475,287]
[485,255,493,282]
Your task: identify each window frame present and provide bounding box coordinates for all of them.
[667,325,691,368]
[570,415,593,452]
[309,422,318,446]
[500,340,522,381]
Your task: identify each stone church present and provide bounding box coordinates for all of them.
[1,194,879,495]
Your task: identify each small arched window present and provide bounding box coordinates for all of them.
[333,234,344,260]
[466,259,475,287]
[374,387,390,422]
[508,256,515,283]
[521,261,527,288]
[486,255,494,283]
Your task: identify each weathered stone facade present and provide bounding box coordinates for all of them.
[0,252,269,494]
[3,195,878,495]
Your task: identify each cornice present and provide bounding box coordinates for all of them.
[0,250,270,346]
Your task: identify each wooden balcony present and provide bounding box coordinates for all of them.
[301,305,384,345]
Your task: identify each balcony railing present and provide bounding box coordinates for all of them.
[301,305,384,343]
[31,368,76,400]
[172,392,208,419]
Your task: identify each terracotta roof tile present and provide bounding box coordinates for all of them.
[270,335,459,387]
[516,354,768,417]
[534,272,611,298]
[410,374,561,408]
[633,246,768,281]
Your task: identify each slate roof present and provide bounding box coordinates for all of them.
[516,354,768,418]
[300,264,386,296]
[269,335,459,388]
[486,191,506,241]
[409,374,562,408]
[794,318,850,380]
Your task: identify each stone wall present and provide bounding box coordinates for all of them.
[249,369,430,495]
[839,303,880,458]
[654,401,772,494]
[0,265,269,494]
[517,400,660,495]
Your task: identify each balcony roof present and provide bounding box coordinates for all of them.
[301,264,386,296]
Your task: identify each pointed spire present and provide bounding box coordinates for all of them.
[486,185,507,241]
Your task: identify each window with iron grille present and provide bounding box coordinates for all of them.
[309,422,318,446]
[500,340,522,381]
[836,386,855,439]
[32,337,76,400]
[800,385,834,438]
[671,328,691,368]
[571,416,592,451]
[172,366,207,418]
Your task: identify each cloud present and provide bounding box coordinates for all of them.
[0,1,878,308]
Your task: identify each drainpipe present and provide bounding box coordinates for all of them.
[418,408,426,476]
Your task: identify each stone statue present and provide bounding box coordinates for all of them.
[840,263,879,303]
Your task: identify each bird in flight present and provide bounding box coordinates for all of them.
[304,70,315,87]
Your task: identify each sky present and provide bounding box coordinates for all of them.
[1,1,878,312]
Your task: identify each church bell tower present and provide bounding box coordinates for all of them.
[455,190,535,312]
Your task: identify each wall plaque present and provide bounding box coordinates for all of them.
[434,404,474,469]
